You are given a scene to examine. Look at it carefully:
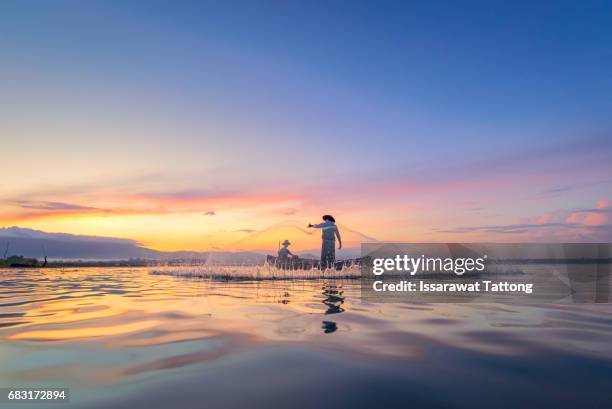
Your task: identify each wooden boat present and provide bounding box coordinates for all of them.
[266,255,369,271]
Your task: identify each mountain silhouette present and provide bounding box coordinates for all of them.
[0,227,156,260]
[0,227,263,262]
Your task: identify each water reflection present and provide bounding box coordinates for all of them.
[321,321,338,333]
[320,280,345,334]
[0,267,611,409]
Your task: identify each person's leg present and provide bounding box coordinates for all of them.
[321,241,328,269]
[321,240,335,269]
[328,244,335,269]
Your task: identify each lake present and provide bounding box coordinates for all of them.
[1,267,611,408]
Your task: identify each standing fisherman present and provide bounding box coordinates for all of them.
[308,215,342,269]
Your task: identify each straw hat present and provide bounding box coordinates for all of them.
[281,240,291,246]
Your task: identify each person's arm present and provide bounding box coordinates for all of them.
[308,223,324,228]
[335,227,342,249]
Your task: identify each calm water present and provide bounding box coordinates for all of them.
[1,267,611,408]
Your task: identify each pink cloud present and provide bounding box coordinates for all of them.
[439,199,612,242]
[565,200,612,226]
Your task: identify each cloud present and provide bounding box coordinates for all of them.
[439,222,582,234]
[2,133,611,239]
[372,134,612,201]
[235,228,256,234]
[438,200,612,241]
[0,186,300,223]
[535,180,612,199]
[16,201,100,211]
[536,185,575,198]
[565,200,612,226]
[0,200,116,223]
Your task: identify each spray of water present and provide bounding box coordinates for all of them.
[150,259,362,280]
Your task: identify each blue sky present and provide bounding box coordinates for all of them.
[1,0,611,249]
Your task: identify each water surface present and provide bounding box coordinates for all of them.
[1,268,611,408]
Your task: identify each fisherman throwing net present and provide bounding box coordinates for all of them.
[308,215,342,270]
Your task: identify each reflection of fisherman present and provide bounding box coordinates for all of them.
[308,215,342,269]
[321,280,344,334]
[322,282,344,314]
[277,240,295,260]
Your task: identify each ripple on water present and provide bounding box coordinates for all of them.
[0,267,611,409]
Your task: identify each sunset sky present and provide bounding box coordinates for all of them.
[1,1,611,251]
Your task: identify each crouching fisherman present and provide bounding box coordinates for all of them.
[278,240,295,260]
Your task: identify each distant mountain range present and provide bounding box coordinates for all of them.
[0,224,374,262]
[0,227,265,263]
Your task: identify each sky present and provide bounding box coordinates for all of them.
[1,0,611,251]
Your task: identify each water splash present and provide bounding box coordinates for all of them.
[150,260,362,280]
